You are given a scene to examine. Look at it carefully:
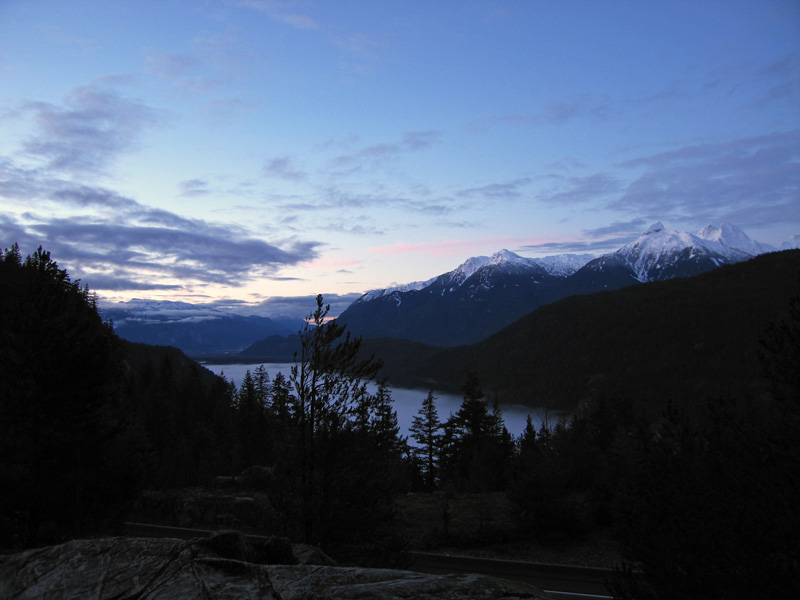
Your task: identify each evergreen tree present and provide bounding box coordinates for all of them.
[409,390,443,491]
[289,294,382,544]
[370,380,405,455]
[235,369,268,468]
[0,245,141,547]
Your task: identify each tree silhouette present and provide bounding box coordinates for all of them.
[0,245,140,547]
[409,390,443,491]
[289,294,381,544]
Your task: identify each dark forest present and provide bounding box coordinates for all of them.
[1,244,798,599]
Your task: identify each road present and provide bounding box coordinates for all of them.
[125,522,614,599]
[407,551,614,600]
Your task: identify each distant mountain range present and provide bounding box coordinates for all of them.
[101,299,300,357]
[335,222,797,346]
[101,222,799,356]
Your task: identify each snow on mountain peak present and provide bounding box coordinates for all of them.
[532,253,596,277]
[780,233,800,250]
[697,223,773,255]
[644,222,665,235]
[490,249,530,266]
[354,221,788,305]
[614,222,754,282]
[452,255,492,282]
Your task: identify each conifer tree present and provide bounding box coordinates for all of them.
[371,380,405,454]
[289,294,381,544]
[409,390,443,491]
[0,245,140,547]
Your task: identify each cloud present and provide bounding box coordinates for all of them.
[253,293,361,319]
[273,12,318,30]
[178,179,211,197]
[535,173,621,205]
[469,94,613,131]
[611,130,800,227]
[146,53,200,79]
[263,156,307,181]
[458,178,532,200]
[0,162,321,292]
[20,82,162,174]
[22,215,319,288]
[237,1,318,30]
[335,32,389,75]
[322,221,385,236]
[331,130,443,171]
[517,220,652,256]
[581,219,649,239]
[80,274,183,292]
[278,185,456,219]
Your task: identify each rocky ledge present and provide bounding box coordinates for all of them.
[0,532,548,599]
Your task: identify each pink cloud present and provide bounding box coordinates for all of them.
[306,256,362,270]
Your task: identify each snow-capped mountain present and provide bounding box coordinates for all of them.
[696,223,775,256]
[337,221,785,347]
[780,233,800,250]
[604,222,751,283]
[354,249,594,306]
[531,253,597,277]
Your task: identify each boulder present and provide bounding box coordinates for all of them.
[0,536,549,599]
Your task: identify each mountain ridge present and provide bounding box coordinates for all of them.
[367,249,800,412]
[336,222,791,347]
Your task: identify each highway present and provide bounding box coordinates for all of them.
[407,551,613,600]
[125,522,614,599]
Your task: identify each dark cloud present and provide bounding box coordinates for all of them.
[0,155,321,292]
[80,274,183,292]
[20,216,320,289]
[21,83,162,174]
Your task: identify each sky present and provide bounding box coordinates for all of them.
[1,0,799,318]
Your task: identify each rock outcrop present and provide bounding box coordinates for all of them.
[0,533,549,599]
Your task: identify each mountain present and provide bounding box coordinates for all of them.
[780,233,800,250]
[369,249,800,413]
[101,299,299,356]
[337,222,772,347]
[561,221,752,297]
[697,222,775,256]
[337,249,577,346]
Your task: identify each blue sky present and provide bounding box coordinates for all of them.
[1,0,798,316]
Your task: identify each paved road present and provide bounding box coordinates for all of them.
[125,523,614,599]
[407,551,614,600]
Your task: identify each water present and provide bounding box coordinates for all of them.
[202,362,553,440]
